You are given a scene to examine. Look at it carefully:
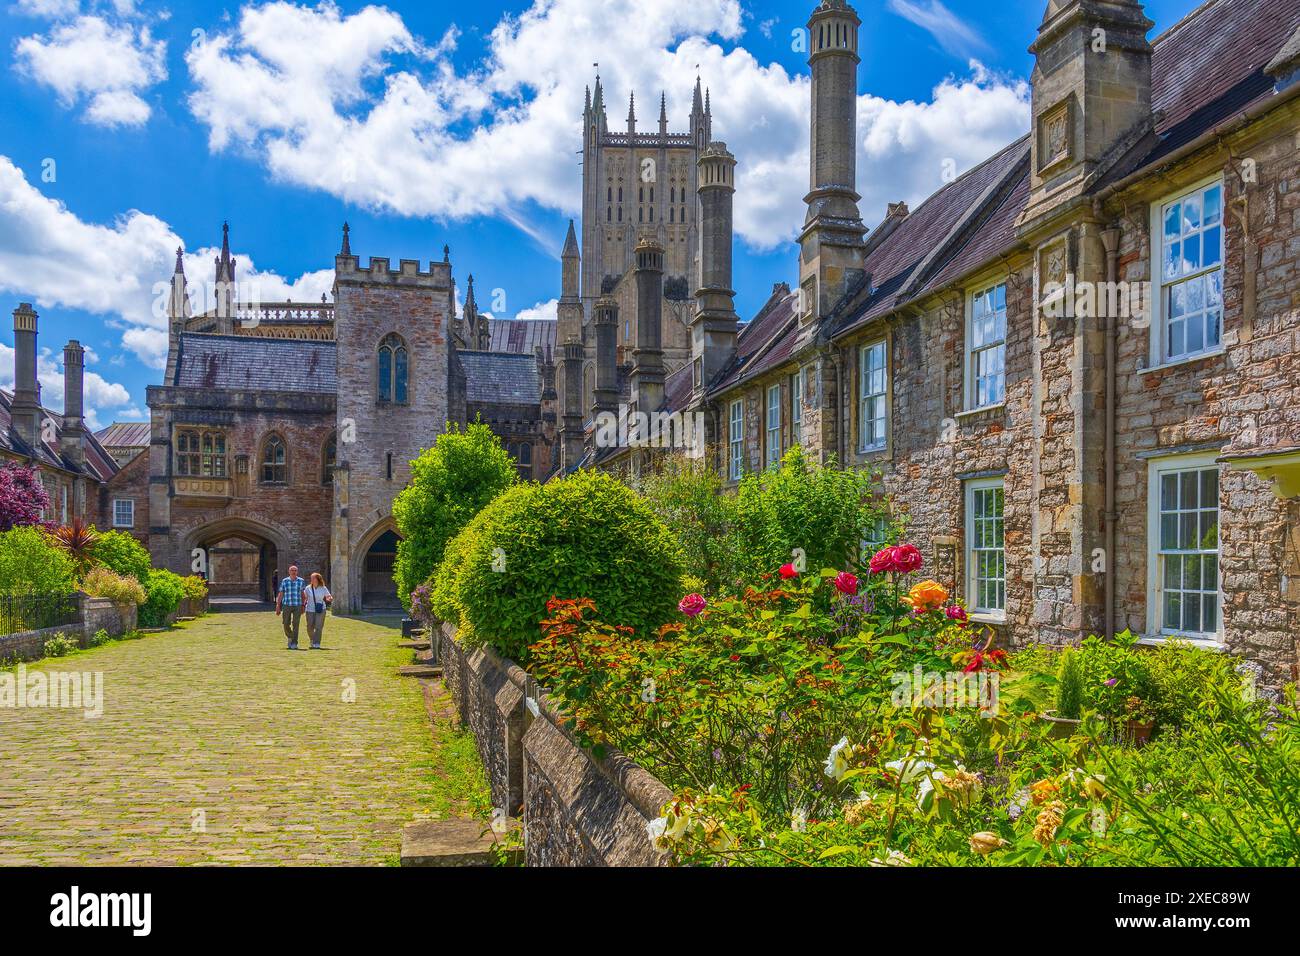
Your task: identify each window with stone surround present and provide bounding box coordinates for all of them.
[965,477,1006,618]
[790,370,803,447]
[176,429,227,478]
[112,498,134,528]
[1147,453,1221,640]
[377,333,409,404]
[260,434,288,485]
[966,283,1006,410]
[728,399,744,481]
[1153,178,1224,364]
[858,340,888,452]
[765,384,781,467]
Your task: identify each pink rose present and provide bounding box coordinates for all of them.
[833,571,859,596]
[678,593,707,618]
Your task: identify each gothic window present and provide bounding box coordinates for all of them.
[377,333,409,404]
[260,434,288,485]
[669,208,674,223]
[639,186,644,203]
[617,187,622,202]
[607,206,612,222]
[649,207,654,222]
[607,186,612,202]
[680,206,686,222]
[176,429,227,477]
[649,187,654,203]
[322,434,337,485]
[639,208,643,222]
[618,207,622,222]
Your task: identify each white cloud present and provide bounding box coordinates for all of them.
[13,15,167,127]
[12,0,81,17]
[0,155,335,371]
[183,0,1027,253]
[886,0,989,59]
[514,298,558,321]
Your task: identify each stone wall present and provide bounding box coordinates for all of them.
[439,623,671,867]
[0,593,138,662]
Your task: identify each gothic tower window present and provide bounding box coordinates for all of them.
[260,434,288,485]
[322,434,337,485]
[377,333,409,404]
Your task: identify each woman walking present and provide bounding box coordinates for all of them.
[303,572,333,650]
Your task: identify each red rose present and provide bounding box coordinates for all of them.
[779,563,799,579]
[894,544,923,573]
[729,654,740,662]
[678,593,707,618]
[868,546,900,574]
[833,571,859,596]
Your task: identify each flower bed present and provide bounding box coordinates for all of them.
[524,547,1297,867]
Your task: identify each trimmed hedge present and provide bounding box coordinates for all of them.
[433,470,686,662]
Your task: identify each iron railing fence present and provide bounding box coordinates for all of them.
[0,591,78,637]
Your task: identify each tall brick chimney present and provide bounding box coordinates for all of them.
[592,296,619,420]
[692,141,739,396]
[630,236,665,416]
[60,340,86,468]
[560,339,585,471]
[797,0,867,322]
[10,303,42,451]
[1023,0,1154,221]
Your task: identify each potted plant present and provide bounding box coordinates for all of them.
[1042,647,1084,737]
[1122,695,1157,745]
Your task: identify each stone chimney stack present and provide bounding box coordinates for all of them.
[798,0,867,322]
[692,142,739,396]
[560,339,585,471]
[1023,0,1153,222]
[592,296,619,420]
[60,340,85,468]
[631,236,665,416]
[11,303,41,451]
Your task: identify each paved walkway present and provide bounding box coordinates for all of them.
[0,612,485,865]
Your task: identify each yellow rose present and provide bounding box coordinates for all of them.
[906,580,950,612]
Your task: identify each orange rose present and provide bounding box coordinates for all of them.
[906,579,949,612]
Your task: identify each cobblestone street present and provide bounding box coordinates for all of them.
[0,612,484,865]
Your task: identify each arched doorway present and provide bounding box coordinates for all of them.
[187,518,288,605]
[362,529,401,609]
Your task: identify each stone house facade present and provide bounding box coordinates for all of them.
[572,0,1300,685]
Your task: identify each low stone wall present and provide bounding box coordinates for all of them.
[439,623,672,867]
[0,593,138,662]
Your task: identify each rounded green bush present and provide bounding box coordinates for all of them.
[89,530,151,583]
[139,568,187,627]
[441,471,685,661]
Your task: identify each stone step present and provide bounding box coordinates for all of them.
[395,640,431,650]
[397,664,442,678]
[400,819,520,867]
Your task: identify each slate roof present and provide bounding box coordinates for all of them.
[459,350,541,405]
[1105,0,1300,180]
[174,333,337,394]
[95,421,150,448]
[695,0,1300,404]
[0,389,119,482]
[486,318,557,356]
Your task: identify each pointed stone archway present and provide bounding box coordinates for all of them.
[348,517,403,612]
[184,517,291,603]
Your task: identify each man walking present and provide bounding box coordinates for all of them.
[275,565,307,650]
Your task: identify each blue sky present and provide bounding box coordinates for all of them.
[0,0,1196,428]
